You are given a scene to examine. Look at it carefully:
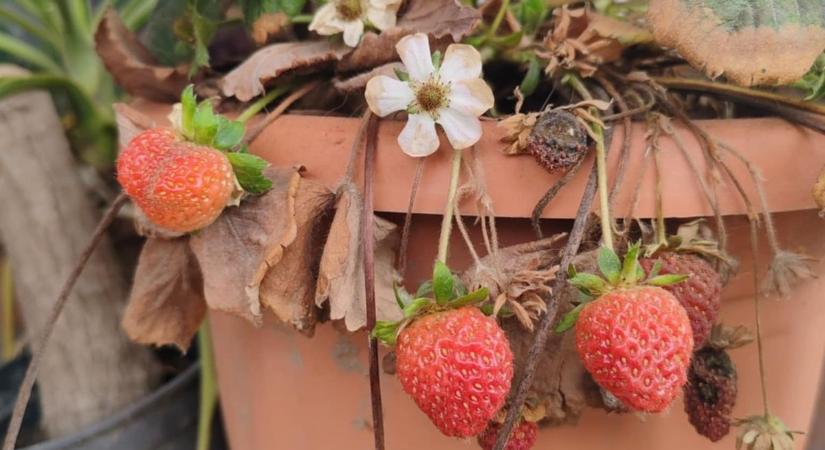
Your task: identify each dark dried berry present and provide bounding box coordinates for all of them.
[526,109,589,171]
[684,347,738,442]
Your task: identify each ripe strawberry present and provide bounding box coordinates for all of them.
[477,419,538,450]
[641,253,722,349]
[564,244,693,413]
[394,306,513,437]
[684,346,737,441]
[117,128,236,233]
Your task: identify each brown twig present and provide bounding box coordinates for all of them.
[397,158,426,277]
[361,114,385,450]
[339,109,373,193]
[494,156,601,450]
[243,81,323,144]
[531,156,587,239]
[3,193,128,450]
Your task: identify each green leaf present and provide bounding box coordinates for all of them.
[214,119,245,150]
[431,50,442,69]
[403,298,431,317]
[489,30,523,47]
[597,246,622,285]
[513,0,549,36]
[372,321,400,346]
[226,152,273,194]
[415,280,433,298]
[555,303,586,333]
[448,288,489,309]
[620,243,641,285]
[240,0,306,23]
[393,282,411,310]
[519,56,541,96]
[181,84,196,139]
[432,261,454,305]
[393,68,410,82]
[646,274,689,287]
[192,100,218,145]
[568,273,607,294]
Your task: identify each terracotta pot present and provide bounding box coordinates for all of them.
[134,102,825,449]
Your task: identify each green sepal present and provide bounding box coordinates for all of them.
[567,264,578,278]
[373,321,400,346]
[568,273,607,295]
[432,261,454,305]
[620,242,642,285]
[393,68,410,82]
[193,100,219,145]
[214,118,245,150]
[555,302,586,333]
[597,246,622,285]
[403,298,430,317]
[647,260,663,279]
[180,85,196,140]
[226,152,273,194]
[646,274,689,287]
[393,282,412,310]
[431,50,442,70]
[415,280,433,298]
[448,287,489,309]
[479,303,495,316]
[452,275,468,297]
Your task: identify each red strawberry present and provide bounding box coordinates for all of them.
[477,419,538,450]
[395,307,514,437]
[641,253,722,349]
[576,286,693,412]
[117,128,236,233]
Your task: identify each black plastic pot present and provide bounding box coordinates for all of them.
[22,362,224,450]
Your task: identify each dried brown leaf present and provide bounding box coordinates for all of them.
[260,178,334,335]
[221,41,350,101]
[251,12,289,45]
[337,0,481,72]
[189,167,301,324]
[122,238,206,351]
[113,103,156,150]
[315,184,403,331]
[648,0,825,86]
[94,9,190,102]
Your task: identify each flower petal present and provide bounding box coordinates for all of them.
[439,44,483,83]
[342,20,365,47]
[398,113,439,157]
[365,75,414,117]
[436,108,482,150]
[309,3,345,35]
[396,33,434,81]
[448,78,494,116]
[366,0,400,30]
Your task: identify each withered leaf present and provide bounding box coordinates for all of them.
[221,41,350,101]
[315,184,403,331]
[94,9,190,102]
[333,62,405,93]
[648,0,825,86]
[251,12,290,45]
[260,178,334,335]
[190,167,301,325]
[337,0,481,72]
[113,103,156,150]
[122,237,206,352]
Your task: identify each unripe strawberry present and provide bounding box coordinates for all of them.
[395,307,514,437]
[477,419,538,450]
[117,128,236,233]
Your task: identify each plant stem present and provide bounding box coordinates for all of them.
[196,321,218,450]
[652,132,667,246]
[290,14,314,24]
[1,260,13,362]
[437,148,463,263]
[236,85,291,123]
[486,0,511,39]
[749,222,771,417]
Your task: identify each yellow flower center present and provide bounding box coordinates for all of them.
[335,0,362,20]
[413,78,450,116]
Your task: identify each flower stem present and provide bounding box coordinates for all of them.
[196,321,218,450]
[486,0,511,40]
[565,74,613,249]
[236,85,291,123]
[437,148,463,263]
[749,221,771,417]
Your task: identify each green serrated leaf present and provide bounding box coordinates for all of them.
[393,68,410,82]
[181,85,196,139]
[372,321,400,346]
[620,243,641,285]
[432,261,454,304]
[646,274,689,287]
[568,273,607,294]
[226,152,273,194]
[403,298,430,317]
[449,288,489,308]
[519,56,541,96]
[193,100,219,145]
[214,119,245,150]
[597,246,622,285]
[431,50,442,69]
[555,303,586,333]
[415,280,433,298]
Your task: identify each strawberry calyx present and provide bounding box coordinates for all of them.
[555,242,688,333]
[174,85,273,195]
[645,219,733,266]
[373,260,490,346]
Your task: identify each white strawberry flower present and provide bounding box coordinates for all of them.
[365,33,495,157]
[309,0,402,47]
